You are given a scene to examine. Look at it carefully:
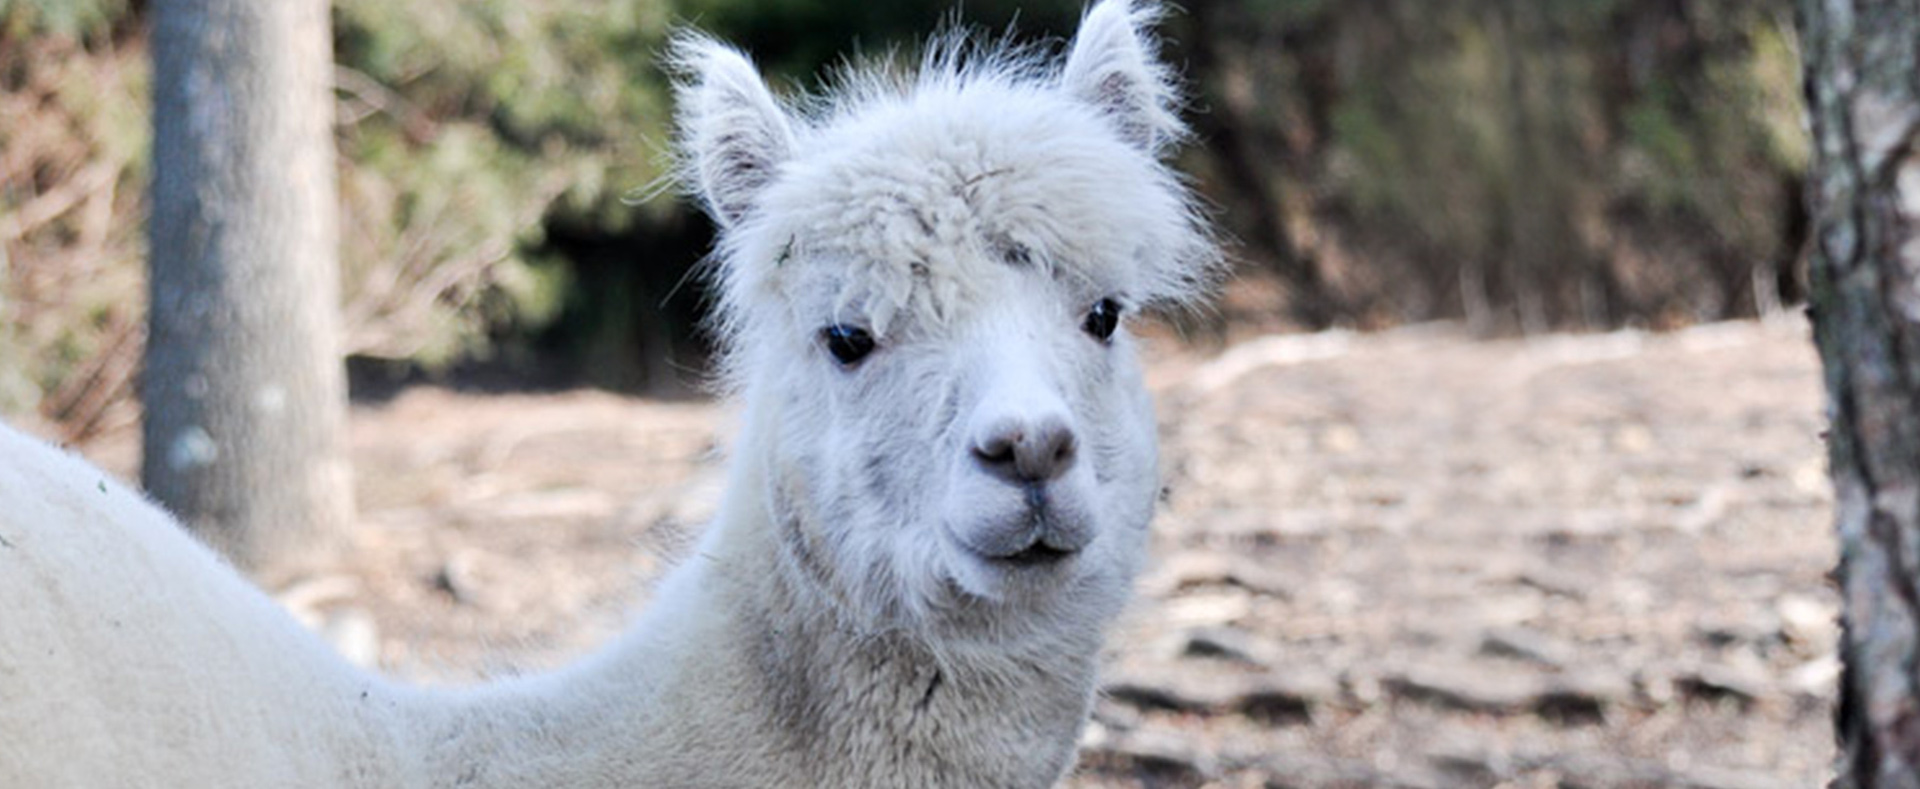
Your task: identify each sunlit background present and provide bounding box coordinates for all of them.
[0,1,1831,786]
[1,0,1807,426]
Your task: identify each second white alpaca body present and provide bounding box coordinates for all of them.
[0,2,1218,786]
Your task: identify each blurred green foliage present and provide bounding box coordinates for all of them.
[329,0,680,365]
[1182,0,1804,329]
[0,5,148,430]
[0,0,1808,432]
[0,0,126,40]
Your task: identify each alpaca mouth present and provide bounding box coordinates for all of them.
[949,495,1094,572]
[951,522,1085,570]
[974,512,1087,567]
[993,539,1077,567]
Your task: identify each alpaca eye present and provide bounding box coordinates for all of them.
[820,325,876,366]
[1082,298,1123,342]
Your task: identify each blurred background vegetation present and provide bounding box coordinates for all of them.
[0,0,1806,438]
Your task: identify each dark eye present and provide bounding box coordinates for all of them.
[1082,298,1123,342]
[820,325,876,366]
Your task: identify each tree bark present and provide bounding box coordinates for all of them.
[145,0,352,579]
[1801,1,1920,785]
[1181,0,1342,329]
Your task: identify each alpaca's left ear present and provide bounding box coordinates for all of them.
[1060,0,1184,157]
[670,33,796,228]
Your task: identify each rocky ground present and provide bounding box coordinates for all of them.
[70,319,1839,788]
[1082,320,1835,788]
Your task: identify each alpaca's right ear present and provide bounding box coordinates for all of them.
[670,34,795,228]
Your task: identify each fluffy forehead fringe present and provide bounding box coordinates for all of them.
[670,1,1223,387]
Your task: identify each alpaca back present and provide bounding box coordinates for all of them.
[0,424,414,788]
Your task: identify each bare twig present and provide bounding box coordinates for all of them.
[333,64,439,143]
[43,310,144,444]
[0,160,120,244]
[342,173,572,358]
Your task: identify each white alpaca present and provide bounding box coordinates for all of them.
[0,2,1217,786]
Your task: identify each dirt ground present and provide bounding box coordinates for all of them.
[70,318,1838,788]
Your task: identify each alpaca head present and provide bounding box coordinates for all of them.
[672,1,1217,643]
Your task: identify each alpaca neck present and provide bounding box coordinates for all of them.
[411,420,1107,788]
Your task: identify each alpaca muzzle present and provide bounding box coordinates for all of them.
[962,490,1095,567]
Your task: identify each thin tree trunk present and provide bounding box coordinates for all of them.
[1801,1,1920,785]
[146,0,352,579]
[1182,0,1341,329]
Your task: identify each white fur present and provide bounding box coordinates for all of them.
[0,2,1218,786]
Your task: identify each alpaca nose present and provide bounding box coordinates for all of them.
[971,417,1078,483]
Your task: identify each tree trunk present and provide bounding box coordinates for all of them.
[1181,0,1342,329]
[145,0,352,579]
[1801,1,1920,785]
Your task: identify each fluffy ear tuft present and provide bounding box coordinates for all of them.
[1059,0,1184,157]
[669,33,796,228]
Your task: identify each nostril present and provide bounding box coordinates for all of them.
[972,433,1019,468]
[1019,425,1076,482]
[1051,432,1078,469]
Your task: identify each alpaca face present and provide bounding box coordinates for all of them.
[673,1,1218,638]
[756,249,1163,634]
